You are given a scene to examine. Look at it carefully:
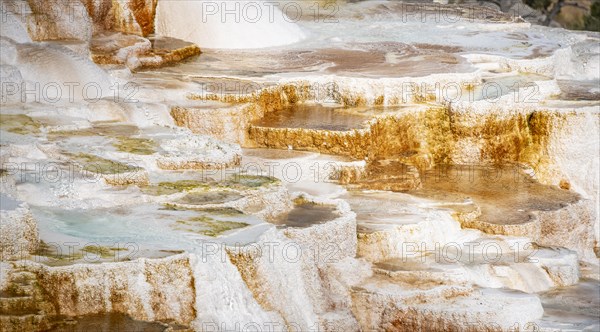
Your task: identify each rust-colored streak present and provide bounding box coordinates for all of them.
[129,0,158,36]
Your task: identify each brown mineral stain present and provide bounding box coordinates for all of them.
[129,0,158,36]
[559,179,571,190]
[227,251,275,312]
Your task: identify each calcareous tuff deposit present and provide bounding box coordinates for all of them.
[1,0,598,331]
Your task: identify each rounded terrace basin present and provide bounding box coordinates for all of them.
[29,201,267,265]
[271,198,339,229]
[410,165,581,227]
[252,104,371,131]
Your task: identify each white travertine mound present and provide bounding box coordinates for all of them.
[0,194,39,260]
[170,103,263,144]
[0,39,112,104]
[283,194,357,265]
[188,251,285,330]
[0,65,24,105]
[352,281,544,332]
[0,0,598,330]
[156,0,305,49]
[227,185,292,221]
[358,206,580,293]
[157,131,242,170]
[0,7,31,43]
[227,195,358,331]
[10,252,282,328]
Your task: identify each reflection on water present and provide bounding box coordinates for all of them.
[253,104,370,131]
[410,165,581,226]
[47,313,176,332]
[345,164,581,232]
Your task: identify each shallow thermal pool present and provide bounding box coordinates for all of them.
[30,202,270,264]
[410,165,581,226]
[252,104,414,131]
[272,200,339,228]
[252,104,371,131]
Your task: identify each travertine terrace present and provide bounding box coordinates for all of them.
[0,0,598,331]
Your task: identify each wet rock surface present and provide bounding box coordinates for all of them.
[91,32,200,70]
